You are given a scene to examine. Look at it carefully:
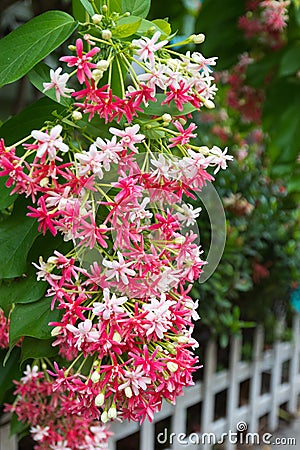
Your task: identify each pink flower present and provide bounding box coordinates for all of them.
[43,67,74,102]
[60,39,100,84]
[31,125,69,160]
[119,366,152,396]
[109,124,145,152]
[132,31,168,65]
[142,293,176,339]
[169,121,197,148]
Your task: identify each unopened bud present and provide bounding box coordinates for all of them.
[174,236,186,244]
[177,335,189,343]
[68,45,76,51]
[39,177,49,187]
[125,386,133,398]
[51,326,61,337]
[101,411,109,423]
[162,113,172,123]
[97,59,110,71]
[41,362,47,370]
[102,5,108,12]
[124,12,130,16]
[113,331,121,343]
[108,405,117,419]
[91,371,101,383]
[72,111,82,121]
[203,99,215,109]
[192,33,205,44]
[178,117,187,126]
[95,392,105,406]
[102,29,112,40]
[92,69,104,80]
[92,14,103,24]
[167,361,179,373]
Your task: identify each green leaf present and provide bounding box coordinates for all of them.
[0,177,17,210]
[110,0,123,13]
[9,297,61,346]
[0,11,77,88]
[114,16,142,38]
[21,337,58,363]
[78,0,95,17]
[141,93,197,116]
[10,413,28,437]
[0,347,22,404]
[152,19,171,37]
[0,97,66,146]
[27,62,72,106]
[279,43,300,76]
[122,0,151,18]
[0,265,47,312]
[137,18,171,37]
[0,200,38,279]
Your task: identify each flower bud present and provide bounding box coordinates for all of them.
[162,113,172,123]
[102,5,108,12]
[174,236,186,244]
[102,29,112,40]
[108,405,117,419]
[178,117,187,126]
[39,177,49,187]
[92,69,104,81]
[95,392,105,406]
[125,386,133,398]
[97,60,110,71]
[167,361,179,373]
[68,45,76,51]
[101,410,109,423]
[72,111,82,121]
[91,371,101,383]
[192,33,205,44]
[51,326,61,337]
[92,14,103,25]
[203,99,215,109]
[113,331,121,343]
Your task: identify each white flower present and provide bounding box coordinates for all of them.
[142,293,176,339]
[31,125,69,160]
[92,288,128,320]
[50,441,71,450]
[109,124,145,153]
[75,146,104,178]
[129,197,152,222]
[209,146,233,173]
[30,425,50,441]
[132,31,168,65]
[66,319,99,350]
[176,204,202,226]
[21,365,39,383]
[43,67,74,102]
[103,251,135,285]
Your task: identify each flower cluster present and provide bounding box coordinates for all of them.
[0,7,231,427]
[0,308,9,349]
[6,365,112,450]
[239,0,290,48]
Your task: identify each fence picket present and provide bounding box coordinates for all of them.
[288,315,300,414]
[201,339,217,450]
[249,326,264,433]
[226,334,242,450]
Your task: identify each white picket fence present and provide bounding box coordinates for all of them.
[1,315,300,450]
[108,314,300,450]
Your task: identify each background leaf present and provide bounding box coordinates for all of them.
[0,11,77,88]
[9,297,61,346]
[0,348,22,404]
[0,97,65,146]
[114,16,142,38]
[0,200,38,279]
[21,337,58,363]
[122,0,151,18]
[0,177,17,210]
